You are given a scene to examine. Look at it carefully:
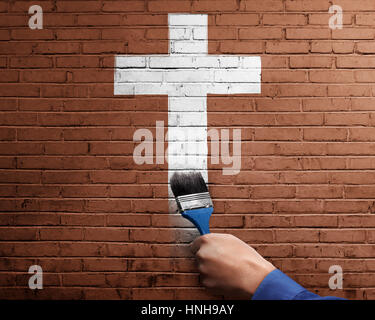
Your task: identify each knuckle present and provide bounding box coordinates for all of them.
[195,250,205,260]
[197,263,206,274]
[201,277,210,288]
[202,278,214,289]
[200,234,210,243]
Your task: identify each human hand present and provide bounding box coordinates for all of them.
[191,233,276,299]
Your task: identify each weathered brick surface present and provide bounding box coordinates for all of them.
[0,0,375,300]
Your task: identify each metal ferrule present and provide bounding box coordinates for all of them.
[175,192,213,212]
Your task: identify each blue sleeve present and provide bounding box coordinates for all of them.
[252,269,346,300]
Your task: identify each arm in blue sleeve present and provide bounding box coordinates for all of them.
[252,269,346,300]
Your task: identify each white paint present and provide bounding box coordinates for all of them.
[114,14,261,210]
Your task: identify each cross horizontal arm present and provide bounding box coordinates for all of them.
[114,55,261,96]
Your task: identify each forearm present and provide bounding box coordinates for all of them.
[252,269,346,300]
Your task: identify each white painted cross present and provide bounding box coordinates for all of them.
[114,13,261,207]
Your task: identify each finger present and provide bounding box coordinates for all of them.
[190,235,204,254]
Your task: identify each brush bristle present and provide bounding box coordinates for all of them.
[170,171,208,197]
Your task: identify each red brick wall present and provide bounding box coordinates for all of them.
[1,0,375,300]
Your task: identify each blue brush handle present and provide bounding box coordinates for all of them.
[181,207,213,235]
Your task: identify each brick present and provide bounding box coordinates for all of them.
[350,128,375,142]
[61,214,105,227]
[333,41,355,54]
[275,229,320,242]
[325,113,369,126]
[56,29,101,40]
[320,230,366,243]
[56,56,100,68]
[82,42,126,54]
[103,1,145,12]
[285,0,330,11]
[110,185,153,198]
[209,27,237,40]
[0,15,29,27]
[262,70,307,83]
[0,1,7,12]
[33,42,81,54]
[90,171,136,184]
[107,214,151,227]
[77,14,122,26]
[0,84,39,97]
[347,158,375,169]
[254,128,301,141]
[148,1,191,12]
[22,70,67,83]
[83,258,127,272]
[192,0,238,11]
[123,14,167,26]
[102,28,146,40]
[310,41,332,53]
[275,113,324,125]
[16,185,60,197]
[72,69,114,83]
[337,56,375,68]
[325,201,371,213]
[57,1,101,12]
[294,215,338,228]
[0,57,6,68]
[11,29,53,40]
[333,28,374,40]
[266,41,309,53]
[84,228,130,241]
[345,186,375,199]
[0,29,9,40]
[61,185,109,198]
[216,13,259,25]
[239,27,283,40]
[356,14,375,26]
[39,228,83,241]
[261,56,288,68]
[290,56,333,68]
[0,128,16,141]
[328,84,372,97]
[336,0,375,11]
[310,70,354,83]
[10,56,52,68]
[355,70,375,83]
[44,13,76,27]
[251,185,296,199]
[225,201,273,213]
[296,186,343,199]
[9,1,53,12]
[263,14,306,25]
[240,0,284,11]
[256,98,300,112]
[42,171,89,184]
[294,244,345,258]
[303,128,347,141]
[286,28,330,39]
[219,40,264,53]
[0,228,37,241]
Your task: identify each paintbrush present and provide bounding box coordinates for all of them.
[170,171,213,235]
